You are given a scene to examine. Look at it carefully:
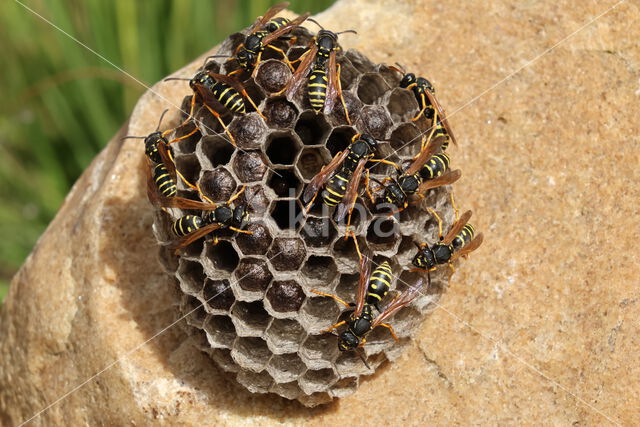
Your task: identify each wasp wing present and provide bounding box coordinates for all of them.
[260,12,310,46]
[404,135,446,176]
[301,149,350,204]
[415,169,461,195]
[450,232,484,261]
[442,210,472,245]
[353,247,373,318]
[370,276,425,329]
[333,158,367,222]
[285,42,317,99]
[424,90,457,146]
[324,49,339,115]
[170,223,222,252]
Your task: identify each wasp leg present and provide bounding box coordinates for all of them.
[229,227,253,235]
[239,88,266,120]
[347,231,362,262]
[322,320,347,334]
[227,69,243,77]
[303,190,319,215]
[166,126,199,144]
[311,290,351,308]
[364,169,376,204]
[386,203,407,218]
[336,63,351,125]
[427,208,444,240]
[265,44,294,71]
[411,92,427,122]
[409,266,436,274]
[378,323,399,341]
[203,103,236,146]
[226,185,247,205]
[175,94,198,129]
[450,192,459,221]
[164,149,215,204]
[369,158,401,168]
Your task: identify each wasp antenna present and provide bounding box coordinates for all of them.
[306,18,324,30]
[121,135,145,141]
[163,77,191,82]
[155,109,170,131]
[202,55,228,68]
[394,62,406,73]
[356,348,371,370]
[336,29,357,35]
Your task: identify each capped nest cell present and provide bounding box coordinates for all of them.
[152,24,457,407]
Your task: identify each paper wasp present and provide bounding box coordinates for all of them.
[301,133,377,228]
[168,185,252,252]
[312,234,427,365]
[412,208,484,274]
[165,65,265,145]
[389,63,457,148]
[209,3,309,77]
[281,19,356,124]
[371,134,461,214]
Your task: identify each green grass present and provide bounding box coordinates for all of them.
[0,0,335,303]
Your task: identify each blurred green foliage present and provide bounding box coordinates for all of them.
[0,0,334,302]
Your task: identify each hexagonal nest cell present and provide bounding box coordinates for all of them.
[151,23,459,407]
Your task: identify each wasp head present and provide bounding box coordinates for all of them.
[233,205,250,229]
[236,49,255,70]
[399,72,417,88]
[189,71,210,91]
[143,131,167,163]
[360,134,378,151]
[316,30,338,51]
[338,330,360,351]
[412,244,436,270]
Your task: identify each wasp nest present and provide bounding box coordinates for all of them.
[153,26,456,407]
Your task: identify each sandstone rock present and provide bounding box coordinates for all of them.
[1,0,639,425]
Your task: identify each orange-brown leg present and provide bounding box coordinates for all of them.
[378,323,399,341]
[311,290,351,308]
[203,103,237,146]
[336,63,351,125]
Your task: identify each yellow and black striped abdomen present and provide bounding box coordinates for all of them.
[366,261,392,305]
[321,171,349,207]
[172,215,204,237]
[212,82,245,114]
[308,68,328,112]
[420,153,450,180]
[153,163,177,197]
[266,17,289,32]
[452,223,475,251]
[433,120,450,150]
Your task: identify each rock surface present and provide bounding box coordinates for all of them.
[1,0,639,425]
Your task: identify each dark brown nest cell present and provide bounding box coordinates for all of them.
[147,14,478,407]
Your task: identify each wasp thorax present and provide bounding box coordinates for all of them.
[417,76,435,93]
[432,244,453,264]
